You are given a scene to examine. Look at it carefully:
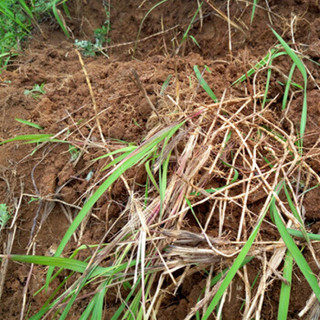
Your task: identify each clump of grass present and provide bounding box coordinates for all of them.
[0,0,71,71]
[0,0,29,69]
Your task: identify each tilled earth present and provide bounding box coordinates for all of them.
[1,0,320,319]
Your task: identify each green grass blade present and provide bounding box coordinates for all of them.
[271,198,320,302]
[62,1,71,17]
[278,250,293,320]
[145,160,160,193]
[271,28,307,142]
[181,2,203,44]
[202,206,271,319]
[101,151,133,171]
[0,134,53,145]
[194,65,218,102]
[52,0,70,38]
[284,185,310,243]
[18,0,34,20]
[93,146,137,162]
[79,297,95,320]
[111,281,141,320]
[271,29,307,80]
[191,165,238,196]
[261,64,272,108]
[189,35,200,48]
[160,75,172,96]
[59,278,88,320]
[250,0,259,24]
[15,118,43,130]
[4,254,91,273]
[133,0,168,55]
[202,182,284,320]
[159,145,171,218]
[232,48,277,86]
[282,63,296,110]
[287,229,320,241]
[91,286,107,320]
[0,4,30,32]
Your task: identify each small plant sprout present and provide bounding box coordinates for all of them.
[75,20,110,57]
[68,144,80,162]
[0,203,10,230]
[24,83,46,99]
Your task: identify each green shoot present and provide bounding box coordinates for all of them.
[271,28,308,148]
[68,144,80,161]
[232,48,276,86]
[277,250,293,320]
[0,203,10,230]
[24,83,46,99]
[15,118,44,130]
[282,63,296,110]
[287,229,320,241]
[52,0,70,38]
[160,75,172,96]
[0,134,53,146]
[202,199,273,319]
[270,184,320,302]
[194,65,218,102]
[181,2,202,45]
[133,0,168,55]
[189,35,200,48]
[250,0,259,24]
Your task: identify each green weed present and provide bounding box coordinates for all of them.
[0,203,10,230]
[0,0,71,71]
[68,144,80,162]
[24,83,46,99]
[75,23,111,57]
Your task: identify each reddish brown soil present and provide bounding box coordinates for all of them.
[1,0,320,319]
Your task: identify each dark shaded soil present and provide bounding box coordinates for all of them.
[0,0,320,319]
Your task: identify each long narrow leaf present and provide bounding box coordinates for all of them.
[181,2,203,44]
[271,200,320,301]
[202,199,273,319]
[287,229,320,241]
[4,254,93,274]
[15,118,44,130]
[0,134,53,145]
[52,0,70,38]
[232,48,277,85]
[93,145,137,162]
[282,63,296,110]
[250,0,259,24]
[271,28,308,143]
[194,65,218,102]
[278,250,293,320]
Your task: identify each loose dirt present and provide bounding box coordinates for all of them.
[1,0,320,319]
